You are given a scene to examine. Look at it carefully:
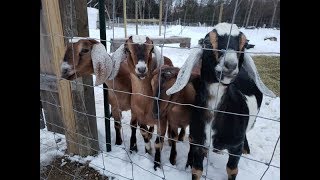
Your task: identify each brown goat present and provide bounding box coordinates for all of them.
[60,39,131,145]
[111,35,174,166]
[151,64,200,169]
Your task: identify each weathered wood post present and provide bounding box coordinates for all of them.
[41,0,99,156]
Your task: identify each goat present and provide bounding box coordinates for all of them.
[110,35,174,160]
[60,38,131,146]
[151,64,200,169]
[166,22,276,180]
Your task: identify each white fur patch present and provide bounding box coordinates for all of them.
[243,53,276,97]
[214,23,239,36]
[132,35,147,44]
[145,141,151,151]
[166,47,203,95]
[204,83,226,147]
[135,61,148,74]
[153,46,164,68]
[219,50,238,66]
[245,95,259,132]
[61,62,72,71]
[204,122,215,147]
[207,83,226,109]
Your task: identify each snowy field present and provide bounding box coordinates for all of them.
[40,7,280,180]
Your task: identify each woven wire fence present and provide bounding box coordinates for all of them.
[40,0,280,179]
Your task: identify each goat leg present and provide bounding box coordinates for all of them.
[169,127,178,165]
[178,127,186,141]
[129,117,138,153]
[112,108,123,145]
[154,118,167,170]
[191,146,205,180]
[140,124,152,154]
[226,143,243,180]
[242,135,250,154]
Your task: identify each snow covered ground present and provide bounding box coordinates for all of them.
[40,7,280,180]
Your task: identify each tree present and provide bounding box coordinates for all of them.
[270,0,279,28]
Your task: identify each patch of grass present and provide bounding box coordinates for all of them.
[252,56,280,97]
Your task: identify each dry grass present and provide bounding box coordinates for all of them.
[252,55,280,97]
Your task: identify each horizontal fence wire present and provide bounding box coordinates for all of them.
[41,2,279,179]
[40,74,279,122]
[40,102,280,170]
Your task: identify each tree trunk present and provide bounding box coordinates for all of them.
[245,0,255,27]
[148,0,151,19]
[270,0,278,28]
[211,6,216,26]
[218,2,224,23]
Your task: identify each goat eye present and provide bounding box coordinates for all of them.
[81,49,89,53]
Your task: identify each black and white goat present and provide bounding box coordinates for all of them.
[166,23,276,180]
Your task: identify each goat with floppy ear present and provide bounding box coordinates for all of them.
[61,38,132,146]
[151,63,200,170]
[166,23,276,180]
[111,35,177,168]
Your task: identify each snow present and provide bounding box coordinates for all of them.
[40,7,280,180]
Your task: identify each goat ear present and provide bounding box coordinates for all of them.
[166,46,203,95]
[153,46,164,69]
[88,39,99,45]
[239,32,247,51]
[242,53,276,98]
[209,30,219,59]
[108,44,127,80]
[91,43,113,86]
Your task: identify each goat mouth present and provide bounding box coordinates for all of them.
[62,73,76,80]
[137,74,147,79]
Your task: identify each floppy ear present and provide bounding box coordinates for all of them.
[91,43,113,86]
[166,46,203,95]
[88,39,99,45]
[239,32,247,51]
[153,45,164,69]
[108,43,127,80]
[242,53,276,97]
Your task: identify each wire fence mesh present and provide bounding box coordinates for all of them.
[40,0,280,179]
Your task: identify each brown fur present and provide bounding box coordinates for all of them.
[226,167,238,179]
[239,33,247,51]
[209,31,219,60]
[61,39,131,145]
[124,36,174,158]
[151,65,200,166]
[192,168,202,180]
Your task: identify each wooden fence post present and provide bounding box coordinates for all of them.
[41,0,99,156]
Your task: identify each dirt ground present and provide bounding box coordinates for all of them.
[40,156,108,180]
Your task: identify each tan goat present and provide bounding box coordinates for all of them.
[60,39,131,145]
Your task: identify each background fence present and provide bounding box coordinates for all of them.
[40,0,280,179]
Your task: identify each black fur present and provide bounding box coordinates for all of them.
[188,28,263,180]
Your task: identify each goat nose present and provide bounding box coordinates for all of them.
[138,67,146,73]
[224,62,237,71]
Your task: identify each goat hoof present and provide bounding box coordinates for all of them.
[228,174,237,180]
[169,158,176,166]
[130,144,138,153]
[169,153,177,165]
[185,163,191,169]
[154,163,161,171]
[242,149,250,154]
[145,148,152,155]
